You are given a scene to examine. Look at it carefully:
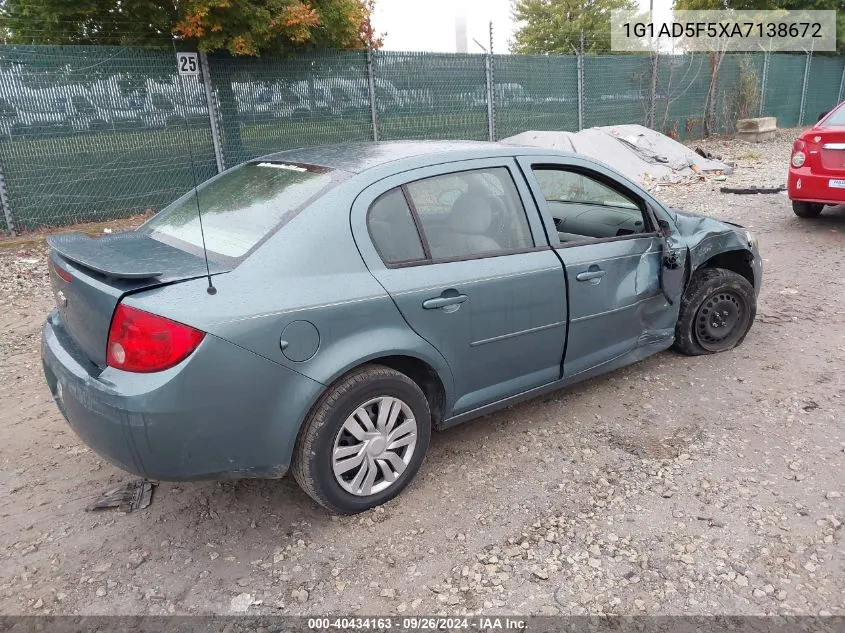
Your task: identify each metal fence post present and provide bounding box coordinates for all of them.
[573,35,584,131]
[838,60,845,105]
[759,51,769,117]
[199,52,226,173]
[366,47,380,142]
[488,21,496,141]
[798,45,812,126]
[0,168,15,235]
[484,54,494,141]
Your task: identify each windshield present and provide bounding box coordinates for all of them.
[820,103,845,127]
[142,162,342,261]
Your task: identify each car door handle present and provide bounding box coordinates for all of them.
[422,294,468,310]
[576,269,607,282]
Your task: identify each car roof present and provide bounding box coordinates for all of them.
[258,140,569,174]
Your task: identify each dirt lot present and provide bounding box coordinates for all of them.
[1,130,844,617]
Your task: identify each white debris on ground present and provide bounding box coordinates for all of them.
[655,130,797,218]
[502,124,733,189]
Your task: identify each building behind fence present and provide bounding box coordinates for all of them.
[0,45,843,234]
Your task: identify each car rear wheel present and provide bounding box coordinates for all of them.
[673,268,756,356]
[292,364,431,514]
[792,201,824,218]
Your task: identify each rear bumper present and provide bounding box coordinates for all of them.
[787,168,845,205]
[41,310,325,481]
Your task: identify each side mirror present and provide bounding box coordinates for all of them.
[657,218,673,237]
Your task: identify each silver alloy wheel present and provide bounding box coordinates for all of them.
[332,396,418,497]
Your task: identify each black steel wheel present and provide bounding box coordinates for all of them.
[674,268,756,356]
[693,288,749,352]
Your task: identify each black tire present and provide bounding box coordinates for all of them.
[673,268,756,356]
[792,201,824,218]
[292,364,431,514]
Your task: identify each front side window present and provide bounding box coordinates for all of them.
[404,167,534,260]
[532,167,649,242]
[142,162,341,261]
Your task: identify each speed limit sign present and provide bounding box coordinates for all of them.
[176,52,199,75]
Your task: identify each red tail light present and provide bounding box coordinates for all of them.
[792,139,806,154]
[107,304,205,373]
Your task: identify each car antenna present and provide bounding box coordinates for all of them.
[172,39,216,295]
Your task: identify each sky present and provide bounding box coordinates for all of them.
[371,0,674,54]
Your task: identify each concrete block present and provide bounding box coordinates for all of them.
[736,117,777,142]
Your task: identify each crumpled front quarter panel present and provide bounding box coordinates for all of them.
[671,208,750,270]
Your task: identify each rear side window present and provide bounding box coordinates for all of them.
[820,103,845,127]
[404,167,534,260]
[143,162,342,261]
[367,189,426,264]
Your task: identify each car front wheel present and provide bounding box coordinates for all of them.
[673,268,756,356]
[792,201,824,218]
[292,364,431,514]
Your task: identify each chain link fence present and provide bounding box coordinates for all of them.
[493,54,579,140]
[0,45,218,234]
[0,45,843,233]
[376,52,489,141]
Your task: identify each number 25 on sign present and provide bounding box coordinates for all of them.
[176,52,199,75]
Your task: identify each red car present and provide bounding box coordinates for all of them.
[788,101,845,217]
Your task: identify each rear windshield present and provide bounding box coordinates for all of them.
[141,162,343,261]
[820,104,845,127]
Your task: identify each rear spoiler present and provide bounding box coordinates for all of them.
[47,233,163,280]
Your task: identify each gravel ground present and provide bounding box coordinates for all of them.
[1,129,844,617]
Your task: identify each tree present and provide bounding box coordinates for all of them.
[0,0,178,47]
[174,0,381,55]
[673,0,845,52]
[0,0,381,54]
[510,0,639,54]
[0,0,381,162]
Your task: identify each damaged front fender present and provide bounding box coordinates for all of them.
[668,208,761,292]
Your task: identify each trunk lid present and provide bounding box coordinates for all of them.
[48,232,228,368]
[815,128,845,174]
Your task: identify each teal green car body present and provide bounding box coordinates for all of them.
[41,141,762,481]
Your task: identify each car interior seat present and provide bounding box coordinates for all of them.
[429,193,502,258]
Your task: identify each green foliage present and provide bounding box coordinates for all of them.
[510,0,639,54]
[0,0,380,55]
[734,55,760,120]
[0,0,177,46]
[174,0,375,56]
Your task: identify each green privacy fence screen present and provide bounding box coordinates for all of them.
[0,45,842,233]
[0,46,218,233]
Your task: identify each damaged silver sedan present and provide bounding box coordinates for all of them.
[42,141,761,513]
